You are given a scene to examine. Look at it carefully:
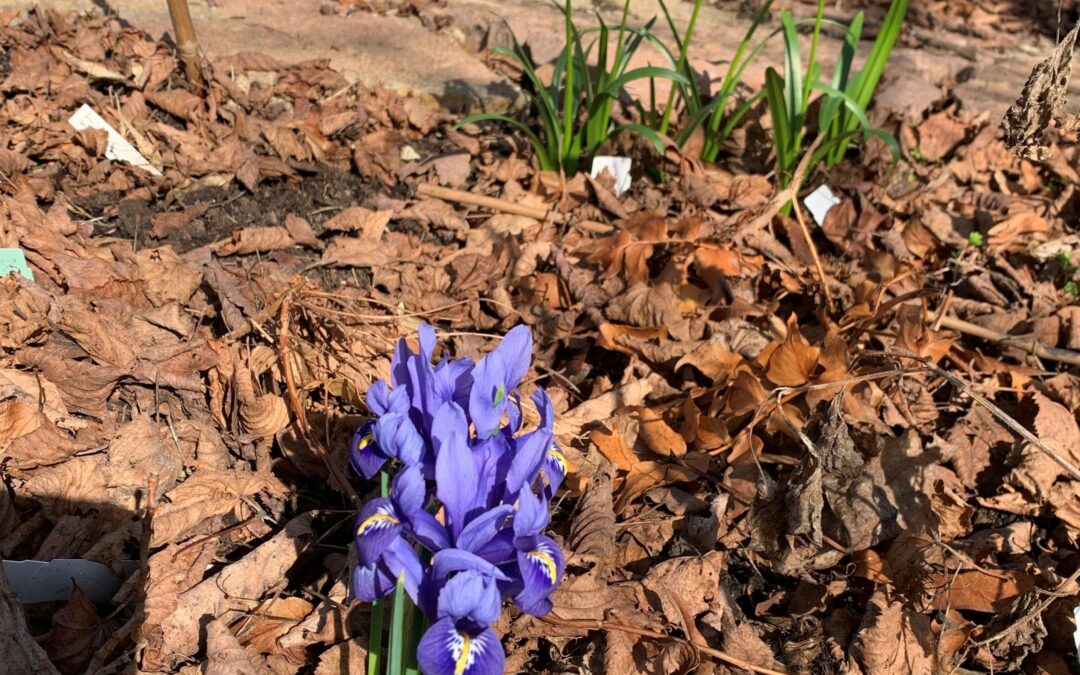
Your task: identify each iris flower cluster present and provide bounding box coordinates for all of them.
[349,324,567,675]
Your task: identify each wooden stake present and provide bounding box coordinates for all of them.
[166,0,204,88]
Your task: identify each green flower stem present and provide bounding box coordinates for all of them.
[366,471,392,675]
[387,578,408,675]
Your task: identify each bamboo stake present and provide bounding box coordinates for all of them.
[166,0,204,88]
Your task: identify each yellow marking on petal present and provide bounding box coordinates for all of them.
[548,447,567,474]
[356,512,398,536]
[454,632,471,675]
[358,433,374,449]
[528,549,558,584]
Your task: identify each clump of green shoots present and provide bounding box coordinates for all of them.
[765,0,907,193]
[458,0,687,174]
[651,0,776,162]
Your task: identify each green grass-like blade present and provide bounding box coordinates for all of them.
[561,0,576,168]
[387,578,408,675]
[810,81,900,164]
[779,11,803,134]
[457,114,555,170]
[611,122,668,154]
[764,67,794,185]
[658,0,703,135]
[850,0,907,111]
[604,66,688,96]
[819,11,862,138]
[493,42,563,162]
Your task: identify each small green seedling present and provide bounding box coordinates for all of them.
[967,231,984,248]
[1065,280,1079,297]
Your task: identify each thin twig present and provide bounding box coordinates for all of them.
[415,183,613,233]
[225,277,307,343]
[791,194,833,306]
[887,348,1080,481]
[938,314,1080,367]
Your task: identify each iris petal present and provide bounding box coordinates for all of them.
[349,422,386,480]
[417,618,505,675]
[354,498,402,566]
[543,442,568,494]
[514,535,564,616]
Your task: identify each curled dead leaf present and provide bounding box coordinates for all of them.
[235,366,290,438]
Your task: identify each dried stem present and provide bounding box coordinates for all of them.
[166,0,204,88]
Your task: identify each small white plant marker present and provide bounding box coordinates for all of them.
[68,104,162,176]
[590,156,632,198]
[803,184,841,227]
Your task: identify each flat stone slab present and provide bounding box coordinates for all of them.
[2,0,518,112]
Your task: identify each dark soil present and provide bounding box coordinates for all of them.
[104,168,383,254]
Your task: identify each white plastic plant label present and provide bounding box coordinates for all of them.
[68,104,162,176]
[804,184,841,227]
[590,156,632,197]
[3,559,131,603]
[1074,603,1080,666]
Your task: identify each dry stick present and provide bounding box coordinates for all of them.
[166,0,204,88]
[938,314,1080,367]
[225,277,307,343]
[888,347,1080,481]
[415,183,613,233]
[538,615,789,675]
[791,195,833,306]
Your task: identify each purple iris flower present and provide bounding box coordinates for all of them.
[509,487,564,615]
[469,325,532,439]
[348,324,565,673]
[417,571,505,675]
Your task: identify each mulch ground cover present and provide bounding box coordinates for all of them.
[1,4,1080,674]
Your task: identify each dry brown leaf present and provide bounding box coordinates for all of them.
[987,211,1049,254]
[675,343,743,383]
[204,618,260,675]
[0,401,42,448]
[235,366,290,439]
[283,213,322,249]
[1003,22,1080,160]
[642,550,724,617]
[14,348,124,419]
[237,597,313,658]
[322,206,392,238]
[216,227,297,256]
[151,204,209,239]
[567,461,617,560]
[764,315,820,387]
[321,236,397,268]
[929,569,1035,613]
[915,109,968,161]
[151,469,288,547]
[633,406,686,459]
[42,582,107,674]
[848,592,936,674]
[159,514,314,660]
[313,641,367,674]
[556,374,668,440]
[589,416,638,472]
